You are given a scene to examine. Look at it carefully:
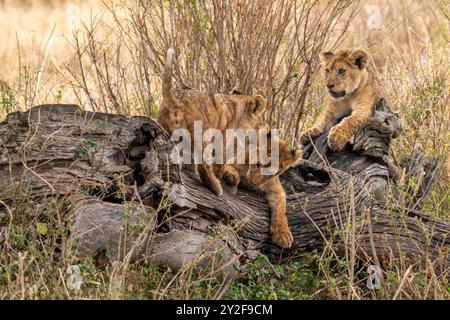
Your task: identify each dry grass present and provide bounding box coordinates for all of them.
[0,0,449,300]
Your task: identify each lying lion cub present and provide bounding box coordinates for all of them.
[158,48,267,196]
[215,133,302,248]
[301,48,380,151]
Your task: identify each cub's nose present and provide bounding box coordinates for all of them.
[326,84,334,90]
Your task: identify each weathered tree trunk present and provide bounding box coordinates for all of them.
[0,102,448,280]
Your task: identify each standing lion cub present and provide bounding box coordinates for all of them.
[158,48,267,196]
[301,48,380,151]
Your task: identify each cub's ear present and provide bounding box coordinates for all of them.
[250,95,267,116]
[350,48,369,69]
[319,51,334,63]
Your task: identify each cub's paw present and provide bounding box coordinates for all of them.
[271,224,294,248]
[255,187,266,198]
[222,171,239,187]
[327,126,348,151]
[300,127,321,145]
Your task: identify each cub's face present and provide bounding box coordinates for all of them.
[320,49,369,101]
[247,137,302,186]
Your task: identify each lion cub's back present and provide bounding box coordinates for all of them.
[158,89,262,134]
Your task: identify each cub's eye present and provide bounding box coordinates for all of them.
[325,69,330,74]
[255,163,261,168]
[338,68,346,75]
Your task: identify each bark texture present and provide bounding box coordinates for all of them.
[0,101,448,279]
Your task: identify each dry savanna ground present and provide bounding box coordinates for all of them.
[0,0,449,299]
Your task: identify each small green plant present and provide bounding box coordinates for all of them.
[226,254,317,300]
[55,88,64,103]
[0,80,18,115]
[143,96,159,117]
[74,140,100,161]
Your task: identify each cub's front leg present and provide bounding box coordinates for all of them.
[264,176,293,248]
[198,163,223,196]
[300,107,336,145]
[327,107,373,151]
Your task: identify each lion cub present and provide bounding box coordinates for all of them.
[300,48,380,151]
[158,48,267,196]
[215,134,302,248]
[158,49,301,248]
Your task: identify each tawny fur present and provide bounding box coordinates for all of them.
[300,48,381,151]
[158,48,300,248]
[215,136,302,248]
[158,48,267,197]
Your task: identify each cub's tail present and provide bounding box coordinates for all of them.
[162,48,176,107]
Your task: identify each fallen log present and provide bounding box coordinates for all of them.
[0,102,448,279]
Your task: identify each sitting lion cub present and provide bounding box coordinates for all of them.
[301,48,380,151]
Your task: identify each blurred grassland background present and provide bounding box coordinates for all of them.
[0,0,449,299]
